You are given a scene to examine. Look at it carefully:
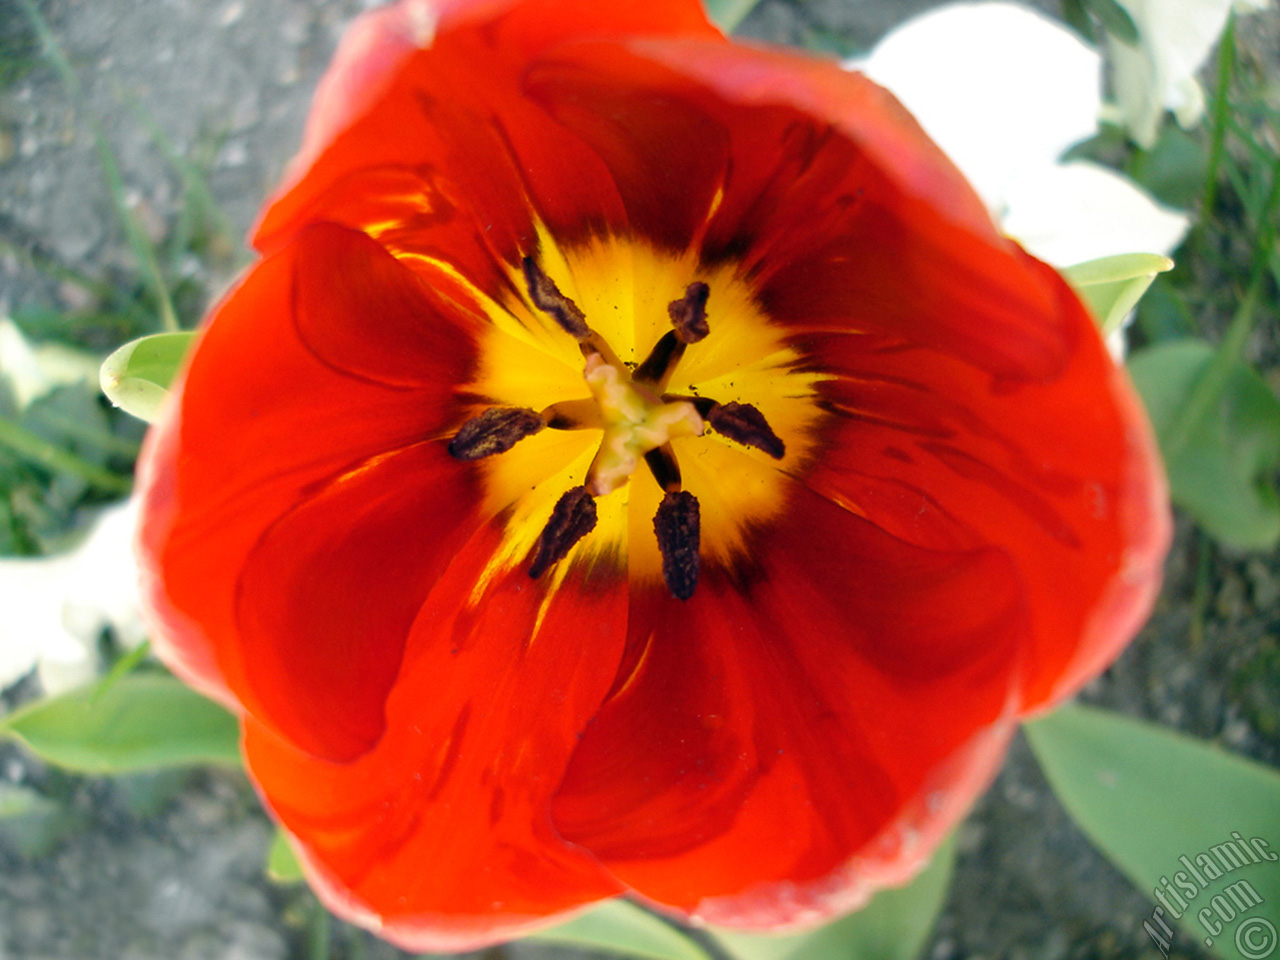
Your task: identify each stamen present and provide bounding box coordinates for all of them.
[522,257,589,340]
[653,490,700,601]
[541,398,604,431]
[529,485,598,579]
[634,283,711,385]
[668,282,710,344]
[644,443,682,493]
[449,406,545,460]
[708,401,785,459]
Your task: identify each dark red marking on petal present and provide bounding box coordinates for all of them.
[425,704,471,801]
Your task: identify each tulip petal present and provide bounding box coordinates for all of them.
[552,479,1024,925]
[292,222,479,387]
[255,0,721,295]
[527,41,1067,383]
[797,252,1169,710]
[234,441,481,762]
[137,225,477,732]
[242,522,627,950]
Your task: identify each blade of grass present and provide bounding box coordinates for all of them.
[1190,531,1212,651]
[25,406,142,459]
[1164,146,1280,460]
[89,129,181,331]
[120,90,238,258]
[18,0,180,333]
[92,640,152,704]
[1200,11,1235,218]
[0,222,119,304]
[0,416,132,494]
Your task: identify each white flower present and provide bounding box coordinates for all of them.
[0,317,100,410]
[856,1,1189,270]
[1109,0,1273,148]
[0,498,146,697]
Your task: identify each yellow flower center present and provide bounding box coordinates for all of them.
[432,232,826,598]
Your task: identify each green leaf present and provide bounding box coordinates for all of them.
[1062,0,1099,43]
[528,899,714,960]
[267,828,306,885]
[1128,339,1280,550]
[1026,704,1280,960]
[1129,125,1209,210]
[711,835,955,960]
[702,0,764,32]
[1084,0,1140,46]
[0,674,241,773]
[99,331,195,423]
[1063,253,1173,335]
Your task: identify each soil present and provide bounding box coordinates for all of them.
[0,2,1277,960]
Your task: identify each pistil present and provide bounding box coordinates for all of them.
[582,355,703,498]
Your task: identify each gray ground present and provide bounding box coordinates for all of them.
[1,1,1277,959]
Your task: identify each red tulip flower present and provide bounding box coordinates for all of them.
[136,0,1170,950]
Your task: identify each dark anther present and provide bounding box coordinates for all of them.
[708,402,785,459]
[522,257,589,340]
[668,282,710,344]
[635,284,710,384]
[448,407,545,461]
[654,490,700,601]
[644,444,682,493]
[529,485,598,579]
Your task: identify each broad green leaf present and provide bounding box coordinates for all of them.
[711,835,955,960]
[1026,704,1280,960]
[267,828,306,885]
[0,674,241,773]
[1129,125,1209,210]
[99,331,195,423]
[529,899,714,960]
[1129,339,1280,550]
[1063,253,1173,335]
[702,0,764,32]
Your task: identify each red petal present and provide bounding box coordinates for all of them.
[234,441,480,762]
[799,254,1169,711]
[242,525,627,951]
[254,0,721,294]
[293,222,479,386]
[525,41,1065,381]
[136,225,477,735]
[552,479,1024,925]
